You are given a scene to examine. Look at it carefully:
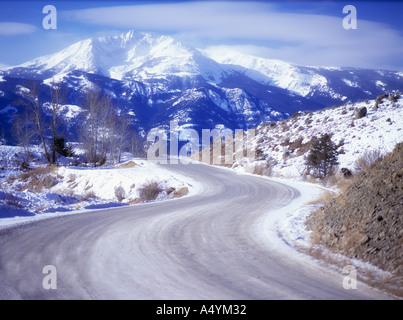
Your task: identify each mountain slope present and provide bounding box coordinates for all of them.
[226,93,403,179]
[1,30,403,145]
[205,48,403,107]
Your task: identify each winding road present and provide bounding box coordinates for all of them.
[0,163,394,299]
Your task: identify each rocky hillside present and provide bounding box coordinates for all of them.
[305,142,403,279]
[229,92,403,180]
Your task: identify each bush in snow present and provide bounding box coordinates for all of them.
[138,181,163,202]
[354,149,383,173]
[114,186,126,202]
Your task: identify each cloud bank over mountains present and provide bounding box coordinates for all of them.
[61,1,403,71]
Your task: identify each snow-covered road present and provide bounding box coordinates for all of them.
[0,162,394,299]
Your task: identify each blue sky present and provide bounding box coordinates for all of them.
[0,0,402,71]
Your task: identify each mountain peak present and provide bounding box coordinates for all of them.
[96,30,159,47]
[5,30,224,81]
[2,30,402,109]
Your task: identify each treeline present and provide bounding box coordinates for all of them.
[12,80,144,167]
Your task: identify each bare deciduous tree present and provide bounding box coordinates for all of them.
[15,82,51,164]
[80,88,138,166]
[115,116,131,164]
[0,128,13,169]
[80,88,103,165]
[80,88,119,166]
[12,111,36,167]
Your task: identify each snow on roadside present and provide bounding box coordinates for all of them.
[0,157,201,229]
[204,163,327,251]
[237,173,327,251]
[55,159,196,203]
[206,154,400,296]
[249,173,399,297]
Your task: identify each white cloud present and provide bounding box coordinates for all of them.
[62,1,403,70]
[0,22,38,36]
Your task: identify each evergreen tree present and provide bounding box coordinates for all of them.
[53,136,75,158]
[305,133,339,179]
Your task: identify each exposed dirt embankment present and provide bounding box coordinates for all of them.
[305,142,403,277]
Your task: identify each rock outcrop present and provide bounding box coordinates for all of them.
[305,142,403,276]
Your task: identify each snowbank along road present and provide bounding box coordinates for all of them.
[0,162,394,299]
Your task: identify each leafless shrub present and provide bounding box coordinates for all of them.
[43,175,58,189]
[253,163,265,175]
[14,165,59,192]
[138,181,163,202]
[114,185,126,202]
[253,159,276,176]
[82,190,96,201]
[354,149,383,173]
[20,165,57,180]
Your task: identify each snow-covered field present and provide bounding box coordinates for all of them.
[0,153,201,228]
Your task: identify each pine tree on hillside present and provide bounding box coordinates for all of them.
[305,133,339,179]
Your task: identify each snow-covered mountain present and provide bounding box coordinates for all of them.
[1,30,402,143]
[205,48,403,109]
[11,31,229,83]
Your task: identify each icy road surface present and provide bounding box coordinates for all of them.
[0,163,394,299]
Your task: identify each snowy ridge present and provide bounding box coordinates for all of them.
[18,38,97,75]
[204,48,336,97]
